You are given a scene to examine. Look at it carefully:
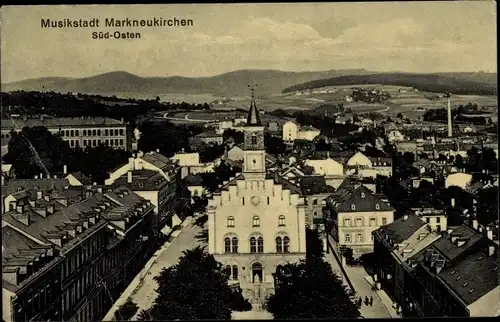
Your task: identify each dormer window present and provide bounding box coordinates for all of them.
[351,204,356,211]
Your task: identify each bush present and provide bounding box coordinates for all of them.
[114,299,139,321]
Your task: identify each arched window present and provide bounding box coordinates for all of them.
[278,215,286,227]
[276,237,283,253]
[250,237,257,253]
[257,237,264,253]
[225,237,231,253]
[227,216,235,227]
[232,265,238,279]
[251,134,257,145]
[225,236,238,253]
[252,216,260,227]
[225,264,232,277]
[231,237,238,253]
[351,204,356,211]
[283,236,290,253]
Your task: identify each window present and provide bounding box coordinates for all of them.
[104,129,108,136]
[426,217,430,223]
[356,217,362,227]
[231,237,238,253]
[382,218,387,225]
[242,197,245,205]
[251,134,257,145]
[115,139,119,146]
[370,218,376,226]
[313,199,318,205]
[345,234,351,243]
[92,139,96,146]
[351,204,356,211]
[120,129,124,136]
[250,237,257,253]
[278,215,286,226]
[436,217,441,224]
[276,237,283,253]
[110,139,114,146]
[356,233,363,243]
[97,130,101,136]
[115,129,119,136]
[253,216,260,227]
[65,130,69,136]
[267,197,270,205]
[283,236,290,252]
[119,139,124,146]
[232,265,238,280]
[375,204,380,210]
[225,237,231,253]
[344,218,351,227]
[225,265,232,277]
[92,130,96,136]
[227,216,235,227]
[75,130,79,136]
[257,236,264,253]
[436,225,441,232]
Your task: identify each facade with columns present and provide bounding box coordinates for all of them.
[207,96,307,305]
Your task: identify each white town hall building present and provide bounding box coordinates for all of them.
[207,94,307,305]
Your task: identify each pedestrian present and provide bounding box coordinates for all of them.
[358,297,363,307]
[364,296,369,306]
[369,296,373,306]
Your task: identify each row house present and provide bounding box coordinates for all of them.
[373,219,499,317]
[2,186,155,322]
[105,151,183,240]
[325,181,394,260]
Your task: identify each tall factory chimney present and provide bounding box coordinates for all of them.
[447,93,453,137]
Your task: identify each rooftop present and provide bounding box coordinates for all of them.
[374,214,426,246]
[335,185,394,213]
[1,116,126,130]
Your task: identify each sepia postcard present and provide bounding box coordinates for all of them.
[0,2,498,322]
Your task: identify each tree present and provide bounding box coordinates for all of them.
[476,186,499,226]
[265,132,286,156]
[265,229,360,319]
[139,246,250,320]
[397,113,403,119]
[115,299,139,321]
[222,129,244,144]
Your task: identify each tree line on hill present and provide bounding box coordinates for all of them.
[282,73,498,96]
[423,102,494,125]
[0,91,211,127]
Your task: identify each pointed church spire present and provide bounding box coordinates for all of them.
[246,84,262,126]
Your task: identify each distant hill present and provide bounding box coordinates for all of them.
[1,69,373,97]
[282,72,498,96]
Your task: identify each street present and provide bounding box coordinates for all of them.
[324,239,396,318]
[129,222,203,319]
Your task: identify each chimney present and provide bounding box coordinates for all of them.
[127,171,133,184]
[63,165,67,175]
[447,94,452,138]
[472,219,479,230]
[128,157,135,171]
[36,191,43,200]
[451,198,455,208]
[488,245,495,256]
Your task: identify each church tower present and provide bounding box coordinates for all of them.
[243,85,266,179]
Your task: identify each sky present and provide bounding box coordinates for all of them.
[1,2,497,83]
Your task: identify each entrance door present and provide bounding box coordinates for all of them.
[252,262,263,283]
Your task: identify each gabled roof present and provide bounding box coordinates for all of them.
[336,186,394,213]
[141,152,177,173]
[373,214,426,247]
